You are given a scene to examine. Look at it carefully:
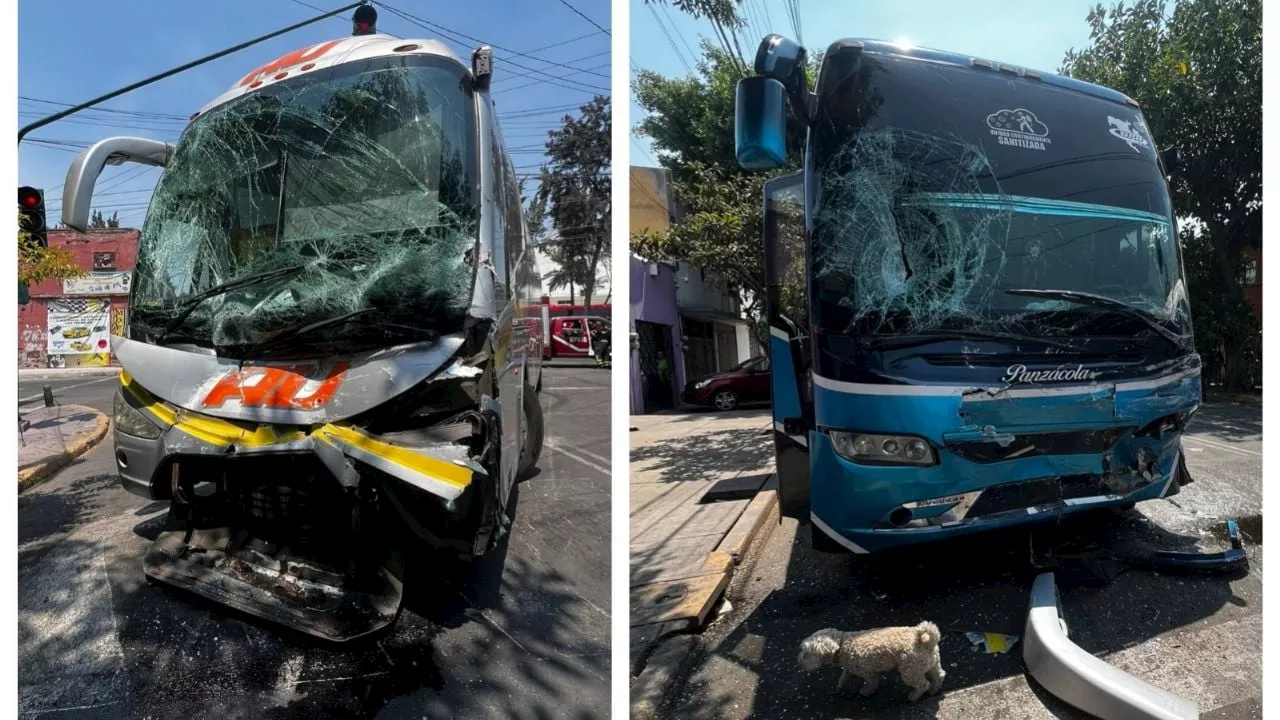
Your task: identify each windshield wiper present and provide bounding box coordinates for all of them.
[235,307,439,352]
[154,264,307,344]
[863,327,1079,351]
[1003,288,1189,349]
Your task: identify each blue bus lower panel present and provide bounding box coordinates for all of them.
[808,373,1199,553]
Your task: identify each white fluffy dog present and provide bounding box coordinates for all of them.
[798,622,945,702]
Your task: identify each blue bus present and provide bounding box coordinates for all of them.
[737,35,1199,554]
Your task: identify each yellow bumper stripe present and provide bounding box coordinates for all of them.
[120,373,472,491]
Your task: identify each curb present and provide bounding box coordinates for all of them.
[631,634,699,720]
[630,479,779,692]
[19,367,121,379]
[18,410,111,493]
[716,476,778,562]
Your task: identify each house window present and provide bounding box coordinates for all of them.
[1240,258,1259,286]
[93,252,116,271]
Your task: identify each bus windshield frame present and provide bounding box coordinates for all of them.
[806,46,1191,344]
[128,52,480,357]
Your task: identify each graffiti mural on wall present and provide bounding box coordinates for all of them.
[46,298,112,368]
[21,325,46,368]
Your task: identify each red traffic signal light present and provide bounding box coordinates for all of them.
[19,187,40,209]
[18,186,47,247]
[352,4,377,35]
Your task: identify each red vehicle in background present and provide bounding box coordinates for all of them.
[531,299,612,361]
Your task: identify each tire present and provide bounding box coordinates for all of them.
[712,389,739,411]
[517,385,544,481]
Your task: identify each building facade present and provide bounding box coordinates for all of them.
[19,228,138,369]
[629,165,752,413]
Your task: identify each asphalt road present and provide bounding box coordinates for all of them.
[663,402,1263,720]
[18,367,611,720]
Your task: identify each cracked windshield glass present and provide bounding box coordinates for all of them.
[809,49,1189,341]
[129,55,478,356]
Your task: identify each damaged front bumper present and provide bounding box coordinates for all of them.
[115,371,488,641]
[808,369,1199,554]
[114,371,479,504]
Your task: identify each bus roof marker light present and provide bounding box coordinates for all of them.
[394,44,421,53]
[352,3,377,36]
[972,58,994,70]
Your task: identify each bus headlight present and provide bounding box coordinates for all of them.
[830,431,936,466]
[114,392,162,440]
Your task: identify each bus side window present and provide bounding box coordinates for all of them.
[502,157,524,286]
[489,128,510,292]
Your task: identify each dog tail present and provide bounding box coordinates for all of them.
[916,621,940,647]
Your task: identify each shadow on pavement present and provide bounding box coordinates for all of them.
[631,426,773,484]
[21,491,608,720]
[1188,404,1262,443]
[671,509,1253,719]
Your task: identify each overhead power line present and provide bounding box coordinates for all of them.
[555,0,610,36]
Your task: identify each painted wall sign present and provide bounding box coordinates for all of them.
[64,271,131,296]
[47,298,111,358]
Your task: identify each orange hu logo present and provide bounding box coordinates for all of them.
[202,362,349,410]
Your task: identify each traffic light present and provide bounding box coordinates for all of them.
[352,4,377,35]
[18,186,46,248]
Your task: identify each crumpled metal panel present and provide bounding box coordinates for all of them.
[115,333,464,424]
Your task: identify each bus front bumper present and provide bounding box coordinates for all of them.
[807,431,1186,555]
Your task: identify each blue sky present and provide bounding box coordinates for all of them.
[629,0,1105,166]
[18,0,610,228]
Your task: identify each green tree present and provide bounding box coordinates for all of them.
[89,209,119,228]
[631,41,814,332]
[19,215,84,286]
[533,96,610,312]
[1061,0,1261,391]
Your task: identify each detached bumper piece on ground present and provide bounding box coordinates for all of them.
[1024,572,1197,720]
[1024,519,1249,720]
[1137,518,1248,574]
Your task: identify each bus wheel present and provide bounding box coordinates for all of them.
[713,390,739,411]
[517,387,544,481]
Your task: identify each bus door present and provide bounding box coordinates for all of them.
[763,171,812,519]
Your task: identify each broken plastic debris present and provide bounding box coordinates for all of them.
[966,631,1019,654]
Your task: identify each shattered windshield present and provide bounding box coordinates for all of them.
[129,53,478,355]
[808,47,1189,341]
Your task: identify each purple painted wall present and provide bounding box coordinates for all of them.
[630,257,684,414]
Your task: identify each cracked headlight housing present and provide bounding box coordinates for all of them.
[114,392,162,440]
[830,431,936,466]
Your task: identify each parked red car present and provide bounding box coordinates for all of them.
[681,356,772,411]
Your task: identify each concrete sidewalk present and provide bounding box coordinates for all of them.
[19,366,121,379]
[630,409,777,676]
[18,404,111,491]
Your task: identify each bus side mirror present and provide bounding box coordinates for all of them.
[755,34,804,79]
[1160,147,1181,175]
[736,76,787,170]
[62,137,173,231]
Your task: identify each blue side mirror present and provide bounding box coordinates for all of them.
[754,34,804,79]
[736,76,787,170]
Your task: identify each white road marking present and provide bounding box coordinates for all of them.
[18,376,115,405]
[1182,434,1262,458]
[542,439,610,475]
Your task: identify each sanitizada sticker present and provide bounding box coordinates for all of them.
[986,108,1051,151]
[1107,115,1152,153]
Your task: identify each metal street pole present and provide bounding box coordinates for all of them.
[18,1,368,144]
